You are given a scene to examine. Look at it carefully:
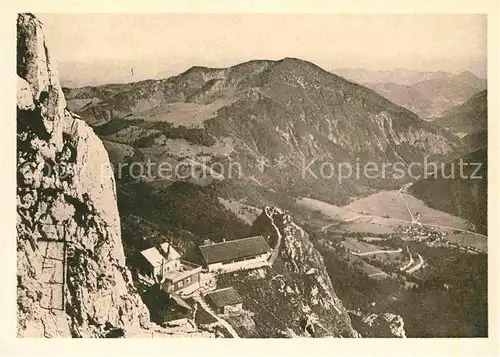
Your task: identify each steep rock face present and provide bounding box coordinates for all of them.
[17,14,65,151]
[261,207,351,318]
[217,207,359,337]
[16,13,150,337]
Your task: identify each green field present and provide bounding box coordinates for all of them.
[443,233,487,252]
[298,190,471,237]
[342,238,382,253]
[345,190,469,229]
[338,220,397,234]
[296,197,359,221]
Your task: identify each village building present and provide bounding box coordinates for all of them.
[205,287,243,314]
[139,242,202,294]
[199,236,271,272]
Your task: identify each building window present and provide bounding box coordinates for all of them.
[185,276,191,284]
[177,280,184,288]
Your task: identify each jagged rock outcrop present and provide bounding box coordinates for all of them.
[17,14,65,151]
[259,207,359,337]
[217,206,359,337]
[16,13,150,337]
[348,310,407,338]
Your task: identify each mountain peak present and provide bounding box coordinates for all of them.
[459,70,478,78]
[273,57,329,72]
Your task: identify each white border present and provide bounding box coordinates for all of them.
[1,1,498,356]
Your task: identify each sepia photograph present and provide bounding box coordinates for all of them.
[5,1,497,351]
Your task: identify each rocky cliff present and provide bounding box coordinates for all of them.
[16,13,150,337]
[217,207,359,337]
[348,310,406,338]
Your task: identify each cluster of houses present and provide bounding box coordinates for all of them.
[137,235,272,314]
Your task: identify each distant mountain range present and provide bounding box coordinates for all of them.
[57,59,181,88]
[64,58,463,205]
[335,68,486,119]
[334,68,486,87]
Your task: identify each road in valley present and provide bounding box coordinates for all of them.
[368,272,389,277]
[192,294,240,338]
[265,207,283,265]
[398,183,487,238]
[320,184,487,239]
[318,183,485,277]
[406,254,424,274]
[351,248,402,256]
[399,183,414,221]
[399,246,414,271]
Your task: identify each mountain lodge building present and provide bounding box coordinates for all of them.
[199,235,271,272]
[205,287,243,314]
[139,242,201,294]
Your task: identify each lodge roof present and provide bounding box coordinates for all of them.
[159,242,181,261]
[140,247,165,268]
[199,236,271,264]
[140,242,180,267]
[205,287,243,308]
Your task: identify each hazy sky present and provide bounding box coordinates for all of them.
[36,14,487,85]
